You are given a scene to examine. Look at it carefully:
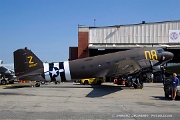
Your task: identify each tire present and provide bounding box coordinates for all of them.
[1,79,7,85]
[35,82,40,87]
[84,80,89,85]
[133,83,143,89]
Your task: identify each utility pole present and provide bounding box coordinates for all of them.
[94,19,96,27]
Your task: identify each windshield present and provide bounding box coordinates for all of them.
[157,49,164,53]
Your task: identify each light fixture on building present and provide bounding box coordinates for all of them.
[89,44,93,47]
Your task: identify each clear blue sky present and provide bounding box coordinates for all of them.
[0,0,180,63]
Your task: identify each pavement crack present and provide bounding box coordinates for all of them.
[123,105,127,110]
[65,92,74,102]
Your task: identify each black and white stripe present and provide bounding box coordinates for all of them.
[43,61,71,82]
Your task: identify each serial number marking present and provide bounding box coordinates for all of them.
[144,50,158,60]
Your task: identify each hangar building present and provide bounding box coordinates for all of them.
[70,20,180,63]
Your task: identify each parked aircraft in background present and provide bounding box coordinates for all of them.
[0,60,15,84]
[13,47,173,88]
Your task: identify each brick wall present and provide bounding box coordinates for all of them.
[78,27,89,59]
[69,47,78,60]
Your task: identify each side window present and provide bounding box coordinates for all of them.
[106,62,110,65]
[81,66,85,69]
[90,65,93,68]
[114,60,119,63]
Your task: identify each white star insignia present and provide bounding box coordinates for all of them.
[50,68,58,76]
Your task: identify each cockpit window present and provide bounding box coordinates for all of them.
[157,49,164,53]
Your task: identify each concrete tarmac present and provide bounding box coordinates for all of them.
[0,82,179,120]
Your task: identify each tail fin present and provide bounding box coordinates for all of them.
[13,47,44,79]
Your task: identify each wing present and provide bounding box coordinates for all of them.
[0,66,14,74]
[0,66,8,73]
[105,59,158,77]
[0,66,16,80]
[106,59,141,77]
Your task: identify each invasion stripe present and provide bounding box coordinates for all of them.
[59,62,66,81]
[53,62,61,81]
[49,63,56,81]
[64,61,71,81]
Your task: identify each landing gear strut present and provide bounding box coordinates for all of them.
[133,74,143,89]
[133,78,143,89]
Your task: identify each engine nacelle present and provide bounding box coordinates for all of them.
[138,59,159,69]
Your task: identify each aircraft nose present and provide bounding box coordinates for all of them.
[161,51,174,62]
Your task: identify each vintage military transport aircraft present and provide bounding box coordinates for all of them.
[13,47,173,88]
[0,60,16,85]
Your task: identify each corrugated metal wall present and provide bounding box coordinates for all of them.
[89,21,180,44]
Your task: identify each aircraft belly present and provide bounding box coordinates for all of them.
[69,64,107,79]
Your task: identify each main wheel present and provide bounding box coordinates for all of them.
[133,82,143,89]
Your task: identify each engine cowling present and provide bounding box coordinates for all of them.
[137,59,159,70]
[152,65,161,72]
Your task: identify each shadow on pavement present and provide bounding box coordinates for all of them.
[86,85,123,98]
[152,96,180,101]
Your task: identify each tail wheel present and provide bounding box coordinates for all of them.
[35,82,40,87]
[1,79,7,85]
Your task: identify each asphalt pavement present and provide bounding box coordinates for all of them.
[0,82,179,120]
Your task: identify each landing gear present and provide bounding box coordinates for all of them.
[125,81,133,87]
[132,74,144,89]
[119,74,144,89]
[133,79,143,89]
[1,79,7,85]
[35,82,40,87]
[125,77,133,87]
